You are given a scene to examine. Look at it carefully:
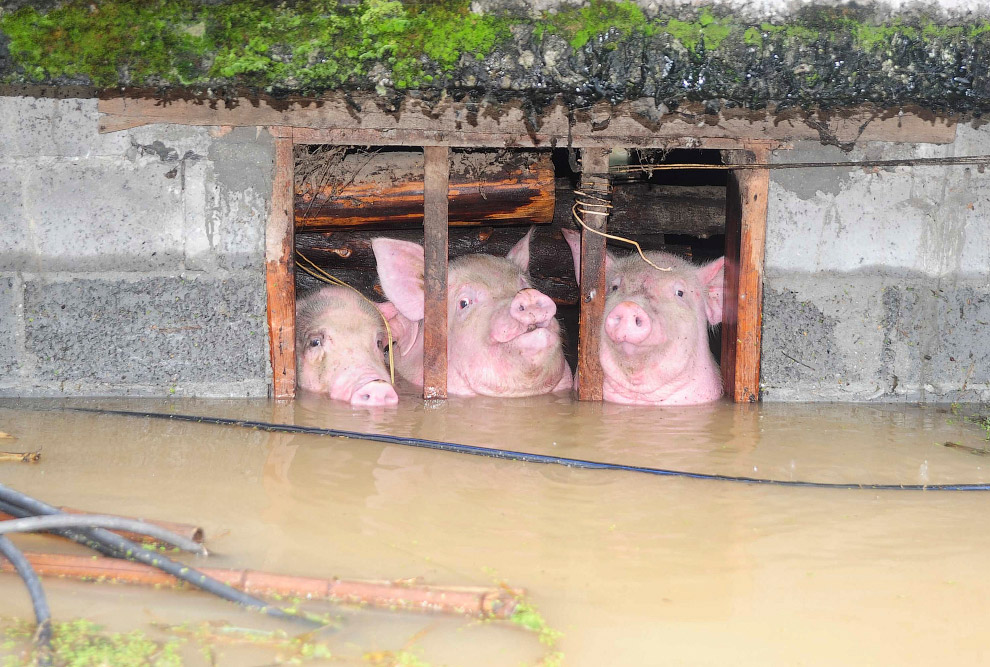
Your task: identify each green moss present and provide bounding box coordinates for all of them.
[1,618,183,667]
[540,0,654,50]
[1,0,990,111]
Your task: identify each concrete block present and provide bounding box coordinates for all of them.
[0,97,132,158]
[760,273,889,401]
[23,274,269,392]
[22,157,188,272]
[202,127,273,272]
[885,283,990,401]
[0,163,31,272]
[0,275,21,383]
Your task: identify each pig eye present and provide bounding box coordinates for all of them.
[375,332,386,350]
[675,289,685,298]
[309,337,322,348]
[458,298,471,310]
[609,277,621,293]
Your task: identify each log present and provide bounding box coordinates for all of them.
[295,149,554,230]
[554,179,726,238]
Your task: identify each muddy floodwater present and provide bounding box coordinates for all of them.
[1,394,990,665]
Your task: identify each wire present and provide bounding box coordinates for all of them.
[63,407,990,492]
[0,515,206,555]
[610,154,990,174]
[0,483,317,626]
[0,536,53,666]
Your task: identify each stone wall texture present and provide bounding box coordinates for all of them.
[0,96,272,397]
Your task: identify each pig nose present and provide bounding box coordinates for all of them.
[605,301,652,345]
[351,380,399,407]
[511,288,556,326]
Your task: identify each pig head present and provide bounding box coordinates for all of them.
[296,286,398,406]
[372,229,572,397]
[564,228,724,405]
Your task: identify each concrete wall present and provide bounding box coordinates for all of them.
[1,94,987,403]
[761,124,990,402]
[0,96,273,397]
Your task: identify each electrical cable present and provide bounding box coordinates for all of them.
[63,407,990,492]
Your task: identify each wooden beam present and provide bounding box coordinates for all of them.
[97,94,957,146]
[422,146,449,400]
[576,148,611,401]
[266,128,296,400]
[721,144,770,403]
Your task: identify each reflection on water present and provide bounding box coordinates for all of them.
[1,394,989,665]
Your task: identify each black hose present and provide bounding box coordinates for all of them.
[64,406,990,492]
[0,536,53,667]
[0,484,314,625]
[0,498,125,559]
[0,515,205,555]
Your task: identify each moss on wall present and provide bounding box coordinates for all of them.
[1,0,989,113]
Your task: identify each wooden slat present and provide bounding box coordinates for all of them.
[422,146,449,400]
[576,148,611,401]
[267,128,296,400]
[97,94,957,146]
[721,144,770,403]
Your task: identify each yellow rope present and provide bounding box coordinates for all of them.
[296,250,395,385]
[571,189,673,273]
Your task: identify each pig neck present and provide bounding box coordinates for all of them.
[603,352,722,405]
[393,320,426,388]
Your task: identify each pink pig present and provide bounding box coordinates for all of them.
[563,229,725,405]
[295,286,399,406]
[372,229,572,397]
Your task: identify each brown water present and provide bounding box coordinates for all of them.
[1,394,990,665]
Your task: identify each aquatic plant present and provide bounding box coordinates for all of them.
[0,618,183,667]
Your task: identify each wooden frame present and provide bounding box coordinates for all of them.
[264,129,771,403]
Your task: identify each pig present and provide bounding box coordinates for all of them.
[295,285,398,406]
[371,229,572,397]
[563,228,725,405]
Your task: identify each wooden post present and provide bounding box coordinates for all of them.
[266,128,296,400]
[422,146,450,399]
[576,148,611,401]
[722,143,770,402]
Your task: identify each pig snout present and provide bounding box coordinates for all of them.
[491,289,557,344]
[350,380,399,407]
[605,301,653,345]
[511,288,556,327]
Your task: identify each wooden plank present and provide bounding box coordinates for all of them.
[422,146,449,400]
[576,148,611,401]
[97,94,957,146]
[295,149,553,230]
[266,128,296,399]
[721,144,770,403]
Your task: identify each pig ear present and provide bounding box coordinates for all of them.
[698,257,725,325]
[505,227,535,271]
[562,227,615,281]
[375,301,419,356]
[372,238,425,322]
